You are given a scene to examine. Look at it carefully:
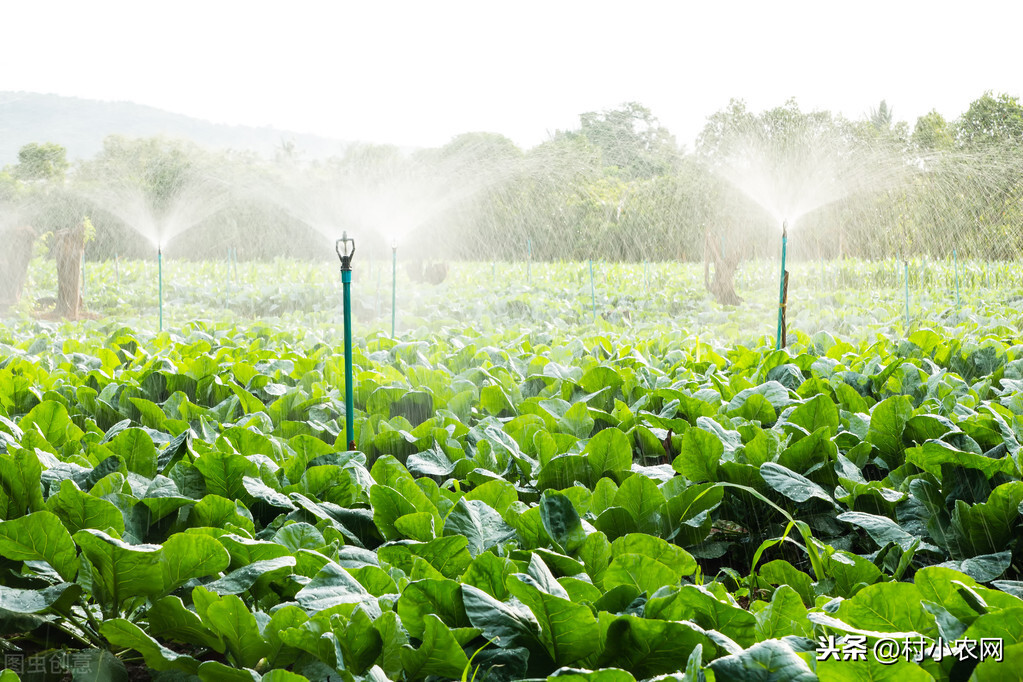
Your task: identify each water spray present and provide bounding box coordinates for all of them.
[953,248,961,309]
[776,221,789,350]
[81,253,86,301]
[527,239,533,285]
[589,259,597,321]
[903,259,911,330]
[226,246,232,305]
[336,232,356,450]
[391,238,398,337]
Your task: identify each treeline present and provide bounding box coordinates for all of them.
[3,94,1023,263]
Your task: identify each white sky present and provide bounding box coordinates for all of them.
[4,0,1022,150]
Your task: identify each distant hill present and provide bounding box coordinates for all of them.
[0,91,353,164]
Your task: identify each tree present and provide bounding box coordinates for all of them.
[954,91,1023,148]
[13,142,69,183]
[560,102,683,180]
[869,100,894,131]
[911,110,953,152]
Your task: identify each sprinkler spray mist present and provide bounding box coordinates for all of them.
[337,232,356,450]
[776,221,789,350]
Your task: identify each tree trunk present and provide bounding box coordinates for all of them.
[54,223,85,320]
[0,226,35,313]
[703,230,743,305]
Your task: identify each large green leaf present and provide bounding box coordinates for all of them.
[507,568,600,666]
[673,426,722,482]
[0,448,44,519]
[397,578,470,639]
[400,613,471,681]
[540,491,587,555]
[867,395,913,468]
[73,528,164,611]
[201,592,270,669]
[443,498,516,556]
[0,510,79,580]
[585,428,632,478]
[596,615,719,678]
[99,618,200,673]
[295,561,377,615]
[708,639,816,682]
[160,532,231,592]
[787,394,839,437]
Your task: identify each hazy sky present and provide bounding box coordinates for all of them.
[5,1,1022,150]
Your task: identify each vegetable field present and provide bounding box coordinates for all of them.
[1,257,1022,681]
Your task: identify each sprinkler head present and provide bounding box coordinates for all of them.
[782,220,788,238]
[391,237,398,252]
[336,231,356,272]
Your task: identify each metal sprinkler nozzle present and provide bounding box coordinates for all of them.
[782,220,788,239]
[336,232,356,272]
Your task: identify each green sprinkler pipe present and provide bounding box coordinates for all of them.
[337,233,356,450]
[904,260,910,330]
[158,245,164,332]
[776,222,788,350]
[391,241,397,337]
[953,248,961,308]
[589,259,597,321]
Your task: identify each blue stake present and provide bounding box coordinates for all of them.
[589,259,596,321]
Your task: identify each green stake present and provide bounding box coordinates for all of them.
[776,222,788,350]
[337,233,356,450]
[589,259,596,321]
[391,243,397,337]
[953,248,961,308]
[158,246,164,332]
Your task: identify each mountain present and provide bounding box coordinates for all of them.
[0,91,353,164]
